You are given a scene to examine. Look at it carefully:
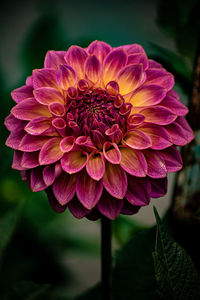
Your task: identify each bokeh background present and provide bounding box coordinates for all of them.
[0,0,199,299]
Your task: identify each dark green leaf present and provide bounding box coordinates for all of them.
[153,207,200,300]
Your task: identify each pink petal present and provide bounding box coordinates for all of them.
[21,151,39,168]
[144,150,167,178]
[127,114,145,129]
[43,164,56,186]
[30,167,47,192]
[25,117,51,135]
[4,114,27,132]
[56,65,77,90]
[103,163,127,199]
[123,129,152,150]
[97,192,124,220]
[60,136,75,152]
[86,152,105,180]
[117,64,145,95]
[138,123,172,150]
[6,130,25,150]
[145,69,174,91]
[48,102,65,117]
[34,87,64,105]
[126,176,151,206]
[32,68,58,89]
[11,85,33,103]
[67,197,90,219]
[12,150,24,170]
[39,137,63,165]
[160,146,182,172]
[137,106,176,125]
[19,134,50,152]
[44,50,66,69]
[103,142,121,164]
[11,98,51,120]
[130,84,166,107]
[176,116,194,142]
[65,46,88,79]
[46,187,67,213]
[123,44,145,55]
[160,94,188,116]
[150,177,168,198]
[148,59,163,69]
[85,55,101,84]
[127,53,149,70]
[61,150,88,174]
[53,173,76,205]
[120,147,147,177]
[103,49,127,85]
[164,121,188,146]
[87,40,112,64]
[26,75,33,86]
[76,172,103,209]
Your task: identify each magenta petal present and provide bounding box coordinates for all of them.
[34,87,64,105]
[103,142,121,164]
[76,172,103,209]
[39,137,63,165]
[160,146,182,172]
[26,75,33,86]
[145,69,174,91]
[11,85,33,103]
[120,201,140,215]
[103,163,127,199]
[32,68,58,89]
[53,173,76,205]
[49,102,65,117]
[12,151,24,170]
[46,187,67,213]
[85,55,101,84]
[19,134,50,152]
[4,114,27,132]
[137,106,176,125]
[65,45,88,78]
[123,129,152,150]
[176,116,194,142]
[120,147,147,177]
[43,164,56,186]
[21,151,39,168]
[130,84,166,107]
[127,53,149,70]
[124,44,145,55]
[150,177,168,198]
[30,167,47,192]
[144,150,167,178]
[60,136,75,152]
[148,59,163,69]
[56,64,76,90]
[87,40,112,64]
[98,192,124,220]
[6,130,25,150]
[25,117,51,135]
[86,152,105,181]
[61,150,88,174]
[126,176,151,206]
[67,197,90,219]
[44,50,66,69]
[160,94,188,116]
[165,122,188,146]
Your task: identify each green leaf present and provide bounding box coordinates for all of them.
[0,203,23,266]
[153,207,200,300]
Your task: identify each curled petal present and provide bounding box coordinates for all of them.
[126,176,151,206]
[6,130,25,150]
[12,151,24,170]
[34,87,64,105]
[19,134,50,152]
[25,117,51,135]
[123,129,152,149]
[56,64,76,90]
[106,81,119,95]
[39,137,63,165]
[103,163,127,199]
[117,64,145,95]
[60,136,75,152]
[86,152,105,180]
[61,150,88,174]
[11,98,51,120]
[160,94,188,116]
[160,146,182,172]
[75,136,96,151]
[30,167,46,192]
[127,53,149,70]
[145,69,174,91]
[48,102,65,117]
[103,49,127,85]
[103,142,121,164]
[127,114,145,128]
[85,55,101,84]
[32,68,58,89]
[53,173,76,205]
[98,192,124,220]
[120,147,147,177]
[150,177,168,198]
[67,197,90,219]
[87,40,112,64]
[11,85,33,103]
[43,164,56,186]
[76,172,103,209]
[105,124,122,143]
[144,150,167,178]
[65,46,88,78]
[44,50,66,69]
[130,85,166,107]
[136,106,176,125]
[21,151,39,168]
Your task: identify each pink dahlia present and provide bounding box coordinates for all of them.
[5,41,194,220]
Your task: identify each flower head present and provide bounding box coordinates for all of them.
[5,41,194,220]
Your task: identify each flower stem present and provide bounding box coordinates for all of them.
[101,216,112,300]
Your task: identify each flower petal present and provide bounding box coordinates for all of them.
[30,167,47,192]
[120,201,140,215]
[25,117,51,135]
[67,197,90,219]
[60,136,75,152]
[19,134,50,152]
[160,146,182,172]
[11,98,51,120]
[53,173,76,205]
[123,44,145,55]
[34,87,64,105]
[87,40,112,64]
[145,69,174,91]
[12,151,24,170]
[98,192,124,220]
[76,172,103,209]
[176,116,194,142]
[130,84,166,107]
[103,142,121,164]
[126,176,151,206]
[44,50,66,69]
[6,130,25,150]
[48,102,65,117]
[65,46,88,79]
[144,150,167,178]
[120,147,147,176]
[150,177,168,198]
[4,114,27,132]
[85,55,101,84]
[103,49,127,85]
[123,129,152,150]
[56,65,76,90]
[32,68,58,89]
[21,151,39,168]
[148,59,163,69]
[103,163,127,199]
[86,152,105,180]
[43,164,56,186]
[136,106,176,125]
[117,64,145,95]
[160,94,188,116]
[164,122,188,146]
[127,53,149,70]
[39,137,63,165]
[46,187,67,213]
[61,150,88,174]
[11,85,33,103]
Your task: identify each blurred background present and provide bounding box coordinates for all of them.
[0,0,199,299]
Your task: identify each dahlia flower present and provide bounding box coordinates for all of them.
[5,41,194,220]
